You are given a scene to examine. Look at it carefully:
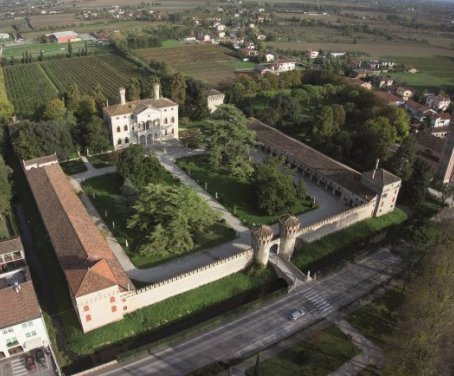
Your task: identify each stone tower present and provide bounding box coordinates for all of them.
[250,225,274,266]
[278,215,301,261]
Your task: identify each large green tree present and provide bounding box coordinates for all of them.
[253,156,305,215]
[202,104,256,178]
[126,78,141,101]
[42,98,66,121]
[128,184,219,255]
[389,135,417,182]
[313,106,335,140]
[0,156,12,219]
[82,117,111,154]
[65,84,81,112]
[170,72,187,105]
[404,158,432,205]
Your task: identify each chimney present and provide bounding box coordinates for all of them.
[119,87,126,105]
[371,158,380,180]
[153,83,160,100]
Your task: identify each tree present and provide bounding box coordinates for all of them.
[66,84,81,112]
[202,105,255,178]
[117,144,164,187]
[254,353,260,376]
[383,106,410,141]
[42,98,66,121]
[389,135,417,182]
[331,104,346,129]
[76,95,96,123]
[126,78,141,101]
[313,106,335,140]
[91,83,107,112]
[83,117,111,154]
[170,72,187,105]
[0,157,12,218]
[67,40,73,57]
[404,158,431,205]
[253,156,305,215]
[127,184,219,255]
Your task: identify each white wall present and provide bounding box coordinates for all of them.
[0,317,49,358]
[124,250,253,312]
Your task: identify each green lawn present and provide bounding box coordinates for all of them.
[59,159,87,175]
[2,41,102,59]
[81,172,235,268]
[0,218,10,239]
[161,39,180,48]
[347,286,404,346]
[176,155,313,226]
[292,209,408,272]
[246,325,359,376]
[87,152,116,168]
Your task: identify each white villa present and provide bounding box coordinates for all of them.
[103,84,179,150]
[205,88,225,113]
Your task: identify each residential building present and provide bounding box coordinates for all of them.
[405,99,436,122]
[103,84,179,150]
[428,112,451,128]
[347,78,372,91]
[205,88,225,113]
[425,94,451,112]
[306,49,319,59]
[0,238,50,359]
[272,59,296,72]
[374,76,394,88]
[265,53,275,63]
[47,30,80,43]
[396,86,413,101]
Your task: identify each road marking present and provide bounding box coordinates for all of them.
[10,358,29,376]
[302,288,335,314]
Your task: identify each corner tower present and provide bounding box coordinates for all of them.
[251,225,273,266]
[278,215,300,261]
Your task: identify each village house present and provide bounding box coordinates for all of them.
[373,76,394,88]
[306,49,319,59]
[272,59,296,72]
[396,86,413,101]
[425,94,451,112]
[103,84,179,150]
[0,238,51,359]
[205,88,225,113]
[347,78,372,91]
[428,112,452,128]
[265,53,275,62]
[405,99,436,122]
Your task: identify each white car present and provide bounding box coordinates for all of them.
[289,309,305,320]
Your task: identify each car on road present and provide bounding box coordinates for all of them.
[35,349,46,365]
[289,309,304,320]
[25,354,36,371]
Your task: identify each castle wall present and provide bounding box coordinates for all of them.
[123,249,253,312]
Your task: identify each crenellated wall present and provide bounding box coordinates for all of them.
[123,249,253,312]
[298,201,376,243]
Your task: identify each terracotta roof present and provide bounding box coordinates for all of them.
[374,91,402,103]
[104,97,177,117]
[23,154,58,169]
[0,270,41,329]
[362,168,401,186]
[205,88,224,97]
[0,237,23,256]
[406,99,431,114]
[428,112,451,120]
[24,162,132,297]
[416,132,445,153]
[249,119,376,199]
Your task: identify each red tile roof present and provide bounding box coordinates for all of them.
[104,97,177,117]
[24,162,132,298]
[374,91,402,103]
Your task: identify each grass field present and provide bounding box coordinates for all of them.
[81,172,236,268]
[2,53,150,117]
[176,155,313,226]
[134,44,247,86]
[2,41,102,59]
[246,325,359,375]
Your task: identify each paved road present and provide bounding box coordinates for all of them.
[98,247,401,376]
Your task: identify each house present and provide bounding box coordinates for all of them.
[374,91,404,106]
[205,88,225,113]
[425,94,451,112]
[240,48,259,57]
[257,34,267,41]
[405,99,436,122]
[254,66,274,75]
[396,86,413,101]
[374,76,394,88]
[47,30,80,43]
[0,238,51,359]
[306,49,319,59]
[272,59,296,72]
[428,112,452,128]
[103,84,178,150]
[429,126,452,138]
[347,78,372,91]
[265,53,275,62]
[350,69,380,78]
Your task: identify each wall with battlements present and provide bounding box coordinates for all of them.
[123,249,253,312]
[298,201,376,243]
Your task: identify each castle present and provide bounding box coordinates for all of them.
[103,84,179,150]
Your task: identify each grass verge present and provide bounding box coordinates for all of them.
[176,154,313,226]
[59,159,87,175]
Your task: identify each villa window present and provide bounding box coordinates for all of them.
[86,315,92,322]
[124,125,128,131]
[123,306,128,311]
[171,128,174,134]
[118,139,122,145]
[165,129,168,136]
[110,296,115,303]
[111,306,117,312]
[171,116,175,123]
[125,137,129,144]
[83,305,89,312]
[116,126,121,133]
[164,118,168,125]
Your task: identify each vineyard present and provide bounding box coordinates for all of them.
[2,54,151,117]
[3,63,58,117]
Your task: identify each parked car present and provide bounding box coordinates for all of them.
[35,349,46,365]
[25,354,36,371]
[289,309,304,320]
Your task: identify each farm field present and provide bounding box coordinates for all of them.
[134,44,246,86]
[2,53,150,117]
[2,41,102,59]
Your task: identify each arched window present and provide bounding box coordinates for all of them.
[124,125,128,131]
[116,126,121,133]
[118,139,122,145]
[171,116,175,123]
[139,121,145,130]
[171,128,174,134]
[165,129,168,136]
[125,137,129,144]
[164,118,168,125]
[153,119,160,127]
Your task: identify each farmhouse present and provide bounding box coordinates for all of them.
[205,88,225,113]
[47,30,80,43]
[249,119,401,217]
[24,155,134,332]
[0,237,50,358]
[103,84,179,150]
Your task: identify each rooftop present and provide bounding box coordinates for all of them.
[24,161,132,297]
[416,132,445,153]
[47,30,78,38]
[374,91,402,103]
[362,168,401,186]
[104,97,177,117]
[205,88,224,97]
[249,119,376,199]
[0,237,23,256]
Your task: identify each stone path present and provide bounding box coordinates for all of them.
[329,320,384,376]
